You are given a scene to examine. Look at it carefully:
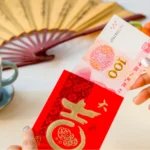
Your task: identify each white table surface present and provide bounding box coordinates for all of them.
[1,0,150,149]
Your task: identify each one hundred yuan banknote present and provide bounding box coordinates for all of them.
[73,15,150,96]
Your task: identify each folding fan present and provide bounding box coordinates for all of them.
[0,0,145,68]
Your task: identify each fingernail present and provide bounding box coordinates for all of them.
[133,97,137,103]
[23,126,30,132]
[148,104,150,110]
[141,57,150,67]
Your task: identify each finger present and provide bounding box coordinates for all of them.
[131,57,150,90]
[7,145,22,150]
[22,126,37,150]
[130,73,150,89]
[133,86,150,105]
[141,57,150,76]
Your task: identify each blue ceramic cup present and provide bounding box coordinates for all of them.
[0,58,18,101]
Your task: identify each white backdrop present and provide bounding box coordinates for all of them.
[1,0,150,149]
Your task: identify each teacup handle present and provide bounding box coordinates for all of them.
[2,61,18,86]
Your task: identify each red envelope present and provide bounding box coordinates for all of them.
[32,70,123,149]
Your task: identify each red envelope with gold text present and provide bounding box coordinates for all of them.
[32,15,150,149]
[33,70,123,149]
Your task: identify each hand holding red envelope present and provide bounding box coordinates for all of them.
[32,15,150,149]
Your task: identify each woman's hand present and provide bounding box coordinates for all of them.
[7,126,37,150]
[131,57,150,109]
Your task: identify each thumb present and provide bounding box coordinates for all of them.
[22,126,37,150]
[141,57,150,76]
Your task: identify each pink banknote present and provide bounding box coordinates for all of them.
[73,15,150,96]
